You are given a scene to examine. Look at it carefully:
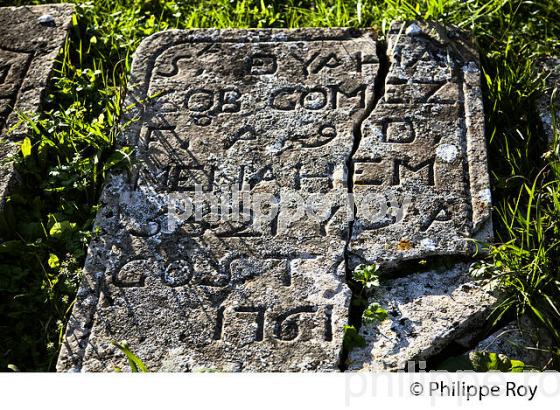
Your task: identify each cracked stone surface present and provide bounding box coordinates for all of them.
[348,22,495,372]
[58,23,493,372]
[0,4,74,212]
[58,28,378,372]
[348,21,492,267]
[348,262,499,371]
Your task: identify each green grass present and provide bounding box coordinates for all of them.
[0,0,559,371]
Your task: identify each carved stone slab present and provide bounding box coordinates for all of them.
[0,5,74,208]
[58,23,492,372]
[58,28,379,372]
[347,22,494,372]
[349,22,492,266]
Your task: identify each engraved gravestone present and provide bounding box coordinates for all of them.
[58,23,492,372]
[350,22,492,266]
[0,5,74,208]
[350,22,494,371]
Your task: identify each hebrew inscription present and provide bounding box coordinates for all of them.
[58,24,492,372]
[0,5,74,210]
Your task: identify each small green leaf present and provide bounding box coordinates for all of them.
[510,359,525,372]
[113,340,148,373]
[48,253,60,269]
[469,352,525,372]
[49,220,77,239]
[343,325,366,351]
[7,364,20,372]
[352,264,380,289]
[21,137,32,158]
[362,303,388,324]
[437,352,526,372]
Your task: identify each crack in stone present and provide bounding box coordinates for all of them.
[339,39,390,371]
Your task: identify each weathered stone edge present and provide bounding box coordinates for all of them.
[0,4,74,222]
[537,57,559,145]
[390,21,493,246]
[463,60,493,244]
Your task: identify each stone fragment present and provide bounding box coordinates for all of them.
[349,21,492,267]
[58,28,380,372]
[537,57,559,144]
[348,262,499,371]
[405,23,422,36]
[472,316,555,370]
[0,4,74,212]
